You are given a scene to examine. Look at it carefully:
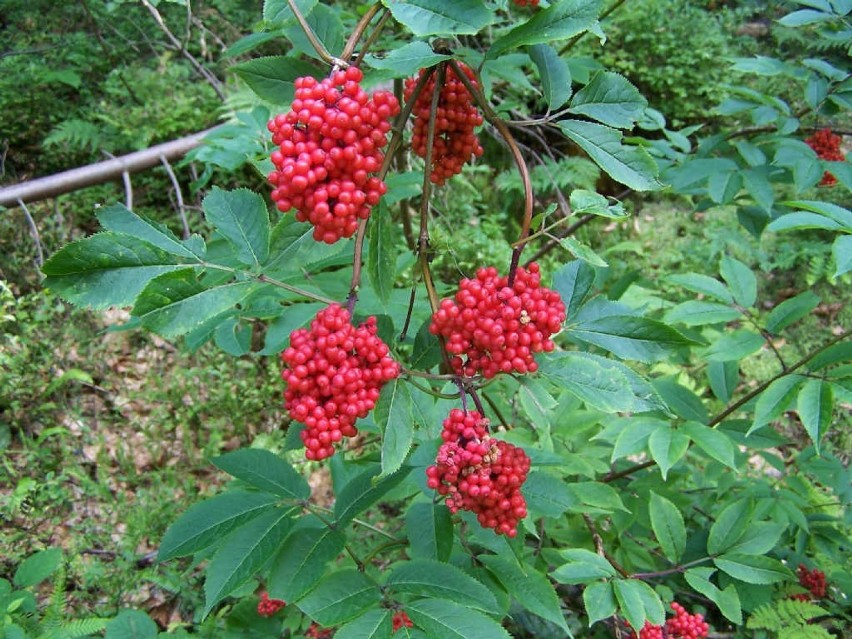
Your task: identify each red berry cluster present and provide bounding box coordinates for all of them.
[256,592,286,617]
[426,409,530,537]
[512,0,540,6]
[305,623,334,638]
[429,263,566,378]
[405,63,484,185]
[634,603,709,639]
[392,610,414,632]
[267,67,400,243]
[281,304,400,460]
[804,128,845,186]
[797,564,827,598]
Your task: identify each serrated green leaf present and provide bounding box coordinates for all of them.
[284,3,343,61]
[749,374,806,435]
[203,508,294,616]
[159,491,278,561]
[683,568,742,624]
[720,255,757,308]
[384,0,494,37]
[13,548,62,588]
[714,554,792,584]
[568,71,646,128]
[97,204,203,259]
[568,482,628,513]
[667,273,734,303]
[104,609,159,639]
[797,379,833,454]
[833,235,852,277]
[664,301,742,326]
[263,0,317,23]
[556,120,661,191]
[375,379,414,478]
[522,470,577,518]
[386,559,498,613]
[334,465,411,525]
[552,549,616,584]
[614,579,664,630]
[365,41,449,77]
[406,598,511,639]
[649,492,686,563]
[233,56,320,103]
[683,421,736,468]
[406,502,452,562]
[707,500,752,555]
[583,581,616,626]
[528,44,572,109]
[490,0,602,57]
[297,569,381,625]
[213,448,310,500]
[553,260,595,321]
[480,555,570,633]
[569,189,627,219]
[560,236,608,266]
[707,360,738,403]
[202,188,269,268]
[652,378,709,423]
[367,202,397,306]
[647,426,690,480]
[726,522,785,555]
[612,418,661,461]
[701,329,764,363]
[334,609,392,639]
[567,315,697,363]
[766,291,820,333]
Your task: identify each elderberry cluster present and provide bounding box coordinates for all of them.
[430,263,566,378]
[305,623,334,638]
[405,62,484,185]
[267,67,400,243]
[256,592,286,617]
[636,603,709,639]
[805,128,845,186]
[391,611,414,632]
[426,409,530,537]
[512,0,540,6]
[797,564,827,599]
[281,304,400,460]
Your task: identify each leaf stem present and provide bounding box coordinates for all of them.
[632,556,712,580]
[353,8,392,67]
[286,0,338,67]
[201,262,337,305]
[340,2,382,62]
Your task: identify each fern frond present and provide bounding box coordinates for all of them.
[57,617,109,639]
[43,119,105,153]
[748,599,827,632]
[39,563,67,629]
[780,624,834,639]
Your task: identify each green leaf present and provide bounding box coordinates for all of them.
[568,482,628,513]
[568,71,647,128]
[714,554,792,584]
[104,610,159,639]
[567,315,697,362]
[97,205,203,260]
[682,422,736,469]
[522,470,577,518]
[720,255,757,308]
[261,302,323,355]
[726,522,785,555]
[384,0,494,37]
[766,291,820,333]
[583,581,616,626]
[203,508,294,616]
[13,548,62,588]
[553,260,595,321]
[406,598,511,639]
[159,491,279,561]
[797,379,833,453]
[202,188,270,268]
[375,379,414,478]
[613,579,664,630]
[552,549,617,584]
[490,0,602,57]
[268,517,346,602]
[334,609,392,639]
[560,236,608,266]
[213,449,310,500]
[367,202,397,306]
[649,492,686,563]
[647,426,690,480]
[664,301,742,326]
[777,200,852,228]
[479,555,570,633]
[707,360,738,403]
[365,41,449,78]
[284,3,343,61]
[411,320,443,370]
[528,44,572,109]
[297,569,382,625]
[683,568,742,624]
[518,377,558,429]
[651,378,709,424]
[666,273,733,303]
[334,465,411,525]
[701,329,764,362]
[749,374,805,435]
[833,235,852,277]
[42,233,188,309]
[556,120,661,191]
[767,212,844,232]
[132,269,257,339]
[214,316,251,356]
[778,9,835,27]
[385,559,498,613]
[264,0,318,23]
[569,189,627,219]
[707,500,752,555]
[406,501,453,562]
[612,417,662,461]
[233,56,320,103]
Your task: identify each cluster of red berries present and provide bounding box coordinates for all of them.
[305,623,334,638]
[392,610,414,632]
[405,62,484,185]
[636,603,709,639]
[267,66,400,243]
[512,0,540,6]
[256,592,286,617]
[426,409,530,537]
[804,128,845,186]
[797,564,827,599]
[281,304,400,460]
[429,263,566,378]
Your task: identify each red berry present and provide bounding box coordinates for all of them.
[404,62,484,185]
[429,263,566,378]
[392,610,414,632]
[664,602,710,639]
[426,409,530,537]
[268,71,400,243]
[797,563,827,599]
[512,0,540,6]
[804,128,845,187]
[256,592,286,617]
[305,623,335,638]
[281,304,400,460]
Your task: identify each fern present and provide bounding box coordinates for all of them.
[43,119,107,153]
[41,617,109,639]
[38,563,67,632]
[780,626,834,639]
[495,156,601,196]
[747,599,829,637]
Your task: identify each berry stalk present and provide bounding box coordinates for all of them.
[286,0,338,66]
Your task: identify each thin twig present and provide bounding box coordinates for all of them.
[583,514,630,577]
[18,199,44,267]
[102,150,134,209]
[340,2,382,62]
[286,0,337,66]
[160,155,190,239]
[353,9,391,67]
